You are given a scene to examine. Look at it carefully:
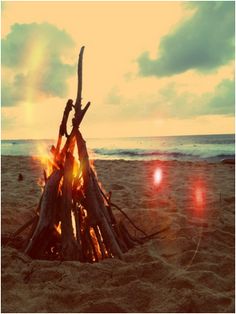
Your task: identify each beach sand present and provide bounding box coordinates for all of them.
[1,156,235,313]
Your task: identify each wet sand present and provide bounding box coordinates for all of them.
[1,156,235,312]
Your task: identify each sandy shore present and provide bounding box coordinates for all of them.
[1,156,235,313]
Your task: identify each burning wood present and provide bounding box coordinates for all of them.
[21,47,143,262]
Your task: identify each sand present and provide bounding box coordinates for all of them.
[1,156,235,313]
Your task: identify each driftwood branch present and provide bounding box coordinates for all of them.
[75,46,85,114]
[75,129,123,259]
[59,99,73,137]
[59,101,91,161]
[60,152,80,261]
[97,184,147,237]
[12,215,38,238]
[25,169,63,258]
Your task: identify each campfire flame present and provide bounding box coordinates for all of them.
[34,143,107,262]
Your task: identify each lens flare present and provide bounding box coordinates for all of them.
[154,168,162,185]
[195,187,204,207]
[193,181,205,212]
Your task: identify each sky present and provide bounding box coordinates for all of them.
[1,1,235,139]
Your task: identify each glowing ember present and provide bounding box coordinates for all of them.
[55,222,61,235]
[154,168,162,185]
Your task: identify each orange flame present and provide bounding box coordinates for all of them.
[73,159,81,178]
[55,222,61,235]
[34,143,60,180]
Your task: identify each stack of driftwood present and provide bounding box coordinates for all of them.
[20,47,144,262]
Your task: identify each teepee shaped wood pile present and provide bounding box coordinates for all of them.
[24,47,141,262]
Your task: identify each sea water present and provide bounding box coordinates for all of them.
[1,134,235,162]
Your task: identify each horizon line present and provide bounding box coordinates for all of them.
[1,132,235,142]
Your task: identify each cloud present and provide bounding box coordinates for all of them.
[2,80,19,107]
[138,2,235,77]
[2,23,75,106]
[104,78,235,120]
[204,79,235,116]
[141,79,235,119]
[105,87,124,105]
[153,79,235,118]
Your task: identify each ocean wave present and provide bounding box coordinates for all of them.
[1,136,234,161]
[205,154,235,161]
[93,148,195,158]
[93,148,235,161]
[211,154,235,159]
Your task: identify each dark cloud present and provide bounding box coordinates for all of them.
[2,23,75,106]
[138,2,235,77]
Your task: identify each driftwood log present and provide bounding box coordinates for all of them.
[22,47,141,262]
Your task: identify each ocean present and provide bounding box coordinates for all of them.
[1,134,235,162]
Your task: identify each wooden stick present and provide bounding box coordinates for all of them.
[53,98,73,163]
[140,226,170,240]
[73,101,91,128]
[74,206,81,244]
[113,224,129,253]
[59,47,90,161]
[75,129,123,259]
[99,184,168,241]
[94,225,107,259]
[25,169,63,258]
[90,170,113,226]
[59,101,91,162]
[111,203,147,235]
[60,99,73,137]
[60,152,80,261]
[43,170,47,184]
[98,184,147,237]
[4,215,38,247]
[75,46,85,114]
[83,229,93,262]
[12,215,38,238]
[80,229,88,261]
[73,204,84,261]
[88,229,99,262]
[24,215,39,250]
[118,222,136,249]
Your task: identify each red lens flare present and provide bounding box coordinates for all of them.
[154,168,162,186]
[194,181,205,211]
[195,187,204,207]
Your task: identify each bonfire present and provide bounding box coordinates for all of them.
[9,47,158,262]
